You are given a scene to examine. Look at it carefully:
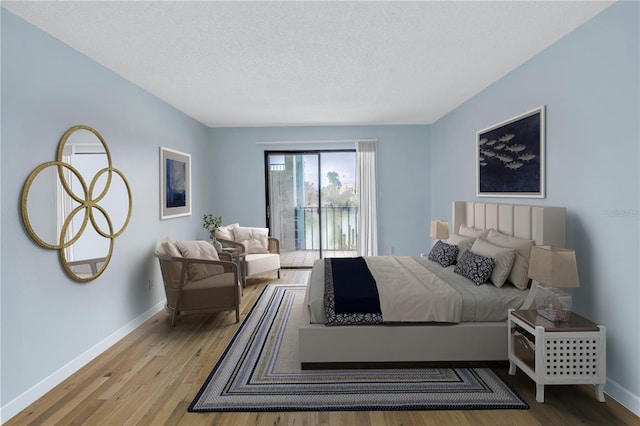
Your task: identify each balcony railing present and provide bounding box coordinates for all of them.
[294,206,358,251]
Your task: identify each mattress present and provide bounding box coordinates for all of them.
[306,256,529,324]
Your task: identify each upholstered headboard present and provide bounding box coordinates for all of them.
[451,201,566,247]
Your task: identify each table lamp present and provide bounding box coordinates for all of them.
[430,219,449,241]
[527,245,580,322]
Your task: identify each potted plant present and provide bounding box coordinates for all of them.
[202,214,223,251]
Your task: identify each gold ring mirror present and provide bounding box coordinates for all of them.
[21,125,132,282]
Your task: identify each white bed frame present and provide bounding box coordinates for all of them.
[298,201,566,367]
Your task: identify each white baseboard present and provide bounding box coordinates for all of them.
[606,377,640,417]
[0,300,166,424]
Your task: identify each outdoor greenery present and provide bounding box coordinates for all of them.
[305,171,357,207]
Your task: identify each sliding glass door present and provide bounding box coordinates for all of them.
[265,150,357,268]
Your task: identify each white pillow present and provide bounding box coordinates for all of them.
[215,223,239,241]
[233,226,269,254]
[485,229,534,290]
[156,238,183,282]
[446,233,475,262]
[458,224,490,239]
[174,240,223,281]
[156,237,181,258]
[470,238,516,288]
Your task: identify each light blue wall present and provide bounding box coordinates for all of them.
[2,0,638,419]
[210,125,430,257]
[431,2,639,411]
[1,10,212,414]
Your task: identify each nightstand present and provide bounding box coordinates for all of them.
[508,309,606,403]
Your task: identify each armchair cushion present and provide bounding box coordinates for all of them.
[176,272,239,310]
[233,226,269,254]
[244,253,281,277]
[174,240,224,281]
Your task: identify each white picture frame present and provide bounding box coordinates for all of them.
[160,146,191,219]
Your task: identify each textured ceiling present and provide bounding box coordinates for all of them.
[3,1,614,127]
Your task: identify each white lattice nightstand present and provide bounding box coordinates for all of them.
[508,309,606,403]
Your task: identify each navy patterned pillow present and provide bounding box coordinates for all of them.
[454,250,496,285]
[427,240,459,267]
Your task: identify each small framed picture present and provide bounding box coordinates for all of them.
[160,146,191,219]
[477,106,545,198]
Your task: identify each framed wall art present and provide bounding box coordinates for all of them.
[160,146,191,219]
[476,106,545,198]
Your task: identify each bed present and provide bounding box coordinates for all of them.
[298,201,567,368]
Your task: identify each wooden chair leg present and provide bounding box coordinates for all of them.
[171,308,178,326]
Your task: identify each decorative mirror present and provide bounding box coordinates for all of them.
[21,125,132,282]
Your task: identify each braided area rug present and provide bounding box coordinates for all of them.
[189,284,528,412]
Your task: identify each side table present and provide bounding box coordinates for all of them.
[508,308,606,403]
[218,248,247,287]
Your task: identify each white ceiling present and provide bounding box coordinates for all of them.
[3,1,614,128]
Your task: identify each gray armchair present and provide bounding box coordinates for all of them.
[155,240,241,326]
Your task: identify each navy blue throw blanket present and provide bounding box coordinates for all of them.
[331,257,381,314]
[324,257,383,325]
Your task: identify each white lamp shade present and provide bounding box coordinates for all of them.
[528,245,580,288]
[430,220,449,240]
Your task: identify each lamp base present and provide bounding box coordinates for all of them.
[535,285,572,322]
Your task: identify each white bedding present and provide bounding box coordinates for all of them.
[306,256,529,324]
[364,256,462,322]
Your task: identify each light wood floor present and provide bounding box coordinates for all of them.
[7,270,639,425]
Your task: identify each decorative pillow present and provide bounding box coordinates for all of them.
[427,240,459,267]
[446,233,475,262]
[156,238,183,282]
[232,226,269,254]
[174,240,224,281]
[458,224,490,239]
[454,250,495,285]
[470,238,516,287]
[156,237,182,258]
[215,223,239,241]
[485,229,534,290]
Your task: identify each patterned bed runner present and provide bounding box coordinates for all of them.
[324,257,383,325]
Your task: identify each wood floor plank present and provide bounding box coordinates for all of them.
[5,270,639,426]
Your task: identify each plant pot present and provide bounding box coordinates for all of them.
[210,233,223,252]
